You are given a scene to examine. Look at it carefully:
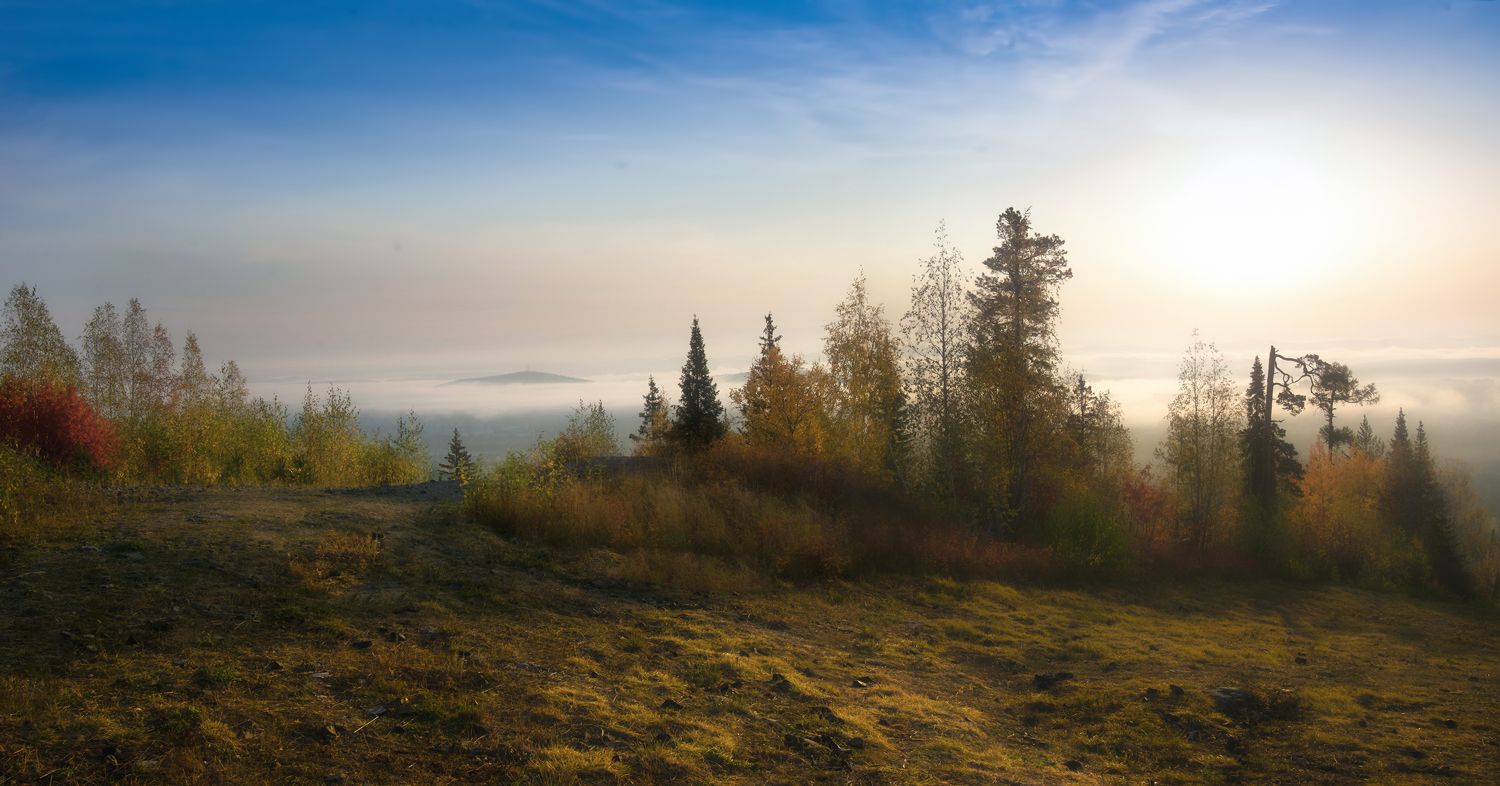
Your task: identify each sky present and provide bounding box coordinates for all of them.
[2,0,1498,475]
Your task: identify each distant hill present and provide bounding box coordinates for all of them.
[444,371,591,385]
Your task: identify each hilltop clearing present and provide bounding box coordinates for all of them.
[1,485,1497,784]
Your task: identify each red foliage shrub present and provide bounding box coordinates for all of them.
[0,377,118,473]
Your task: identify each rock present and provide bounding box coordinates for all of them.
[1145,687,1162,700]
[385,631,406,643]
[1170,684,1186,697]
[1209,687,1253,713]
[172,659,187,668]
[654,732,672,743]
[268,660,286,671]
[365,707,386,716]
[149,620,175,632]
[1295,656,1308,665]
[848,737,866,749]
[660,698,683,710]
[811,706,845,723]
[123,552,145,561]
[1443,719,1458,729]
[1064,760,1082,771]
[783,734,813,749]
[351,640,373,650]
[1103,661,1120,673]
[1033,672,1074,690]
[1358,719,1368,728]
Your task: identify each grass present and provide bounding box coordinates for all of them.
[0,483,1497,784]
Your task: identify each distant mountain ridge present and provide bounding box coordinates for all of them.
[444,371,591,385]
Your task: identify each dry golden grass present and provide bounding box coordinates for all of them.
[1,483,1497,784]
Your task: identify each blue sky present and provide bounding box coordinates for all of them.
[3,1,1499,464]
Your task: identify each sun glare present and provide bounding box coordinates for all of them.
[1157,148,1353,293]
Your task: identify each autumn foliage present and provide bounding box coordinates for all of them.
[0,376,117,473]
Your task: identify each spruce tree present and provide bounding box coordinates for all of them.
[439,428,476,484]
[758,313,782,354]
[1241,355,1302,506]
[630,375,669,452]
[673,316,726,449]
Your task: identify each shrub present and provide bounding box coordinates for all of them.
[0,376,117,474]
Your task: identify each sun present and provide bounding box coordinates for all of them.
[1157,147,1353,293]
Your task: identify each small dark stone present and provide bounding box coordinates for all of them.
[149,620,174,632]
[1102,661,1120,673]
[1064,760,1082,771]
[783,734,812,749]
[1295,657,1308,665]
[1469,676,1480,682]
[1443,719,1458,729]
[660,698,683,710]
[1169,684,1185,696]
[654,732,672,743]
[268,660,286,671]
[1033,672,1074,690]
[385,631,406,643]
[848,737,866,749]
[351,640,373,650]
[1149,644,1161,651]
[1359,719,1368,727]
[1145,687,1162,699]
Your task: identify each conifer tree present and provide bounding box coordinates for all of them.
[759,313,782,354]
[673,316,726,449]
[1241,355,1302,505]
[630,375,672,454]
[439,428,476,484]
[966,208,1071,534]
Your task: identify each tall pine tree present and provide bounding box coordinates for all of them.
[439,428,476,484]
[1242,355,1303,506]
[673,316,726,449]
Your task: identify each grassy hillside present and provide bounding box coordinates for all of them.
[2,485,1497,784]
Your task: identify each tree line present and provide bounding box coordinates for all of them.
[616,210,1496,596]
[0,286,428,487]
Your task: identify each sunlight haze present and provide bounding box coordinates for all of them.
[3,0,1497,481]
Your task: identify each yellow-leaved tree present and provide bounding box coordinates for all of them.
[731,313,828,454]
[823,274,906,482]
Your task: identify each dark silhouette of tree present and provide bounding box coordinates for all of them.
[966,208,1071,535]
[758,313,782,354]
[1242,356,1303,503]
[438,428,476,484]
[673,316,726,449]
[1303,355,1378,462]
[1382,412,1470,596]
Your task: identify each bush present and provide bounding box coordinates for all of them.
[0,376,117,474]
[1046,492,1130,578]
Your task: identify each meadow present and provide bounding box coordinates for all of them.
[2,481,1496,785]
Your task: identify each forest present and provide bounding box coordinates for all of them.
[3,208,1497,601]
